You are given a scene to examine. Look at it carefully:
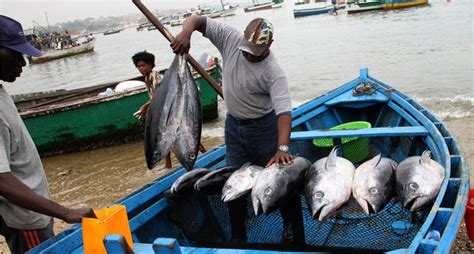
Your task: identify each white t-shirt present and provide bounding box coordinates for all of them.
[0,85,52,229]
[204,17,292,120]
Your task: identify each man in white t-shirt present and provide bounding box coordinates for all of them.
[0,15,96,254]
[171,16,304,244]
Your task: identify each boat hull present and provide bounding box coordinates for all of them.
[244,2,273,12]
[382,0,428,9]
[30,39,95,64]
[346,0,383,13]
[16,62,221,156]
[29,68,469,253]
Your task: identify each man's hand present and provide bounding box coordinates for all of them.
[170,29,192,55]
[133,103,149,120]
[266,151,294,168]
[62,208,96,224]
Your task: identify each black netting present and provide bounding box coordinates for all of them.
[167,193,429,252]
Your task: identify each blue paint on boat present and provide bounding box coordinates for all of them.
[28,68,469,254]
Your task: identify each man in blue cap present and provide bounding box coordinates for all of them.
[171,16,304,244]
[0,15,96,253]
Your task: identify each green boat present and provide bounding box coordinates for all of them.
[13,59,221,156]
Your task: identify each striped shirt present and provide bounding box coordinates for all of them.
[204,17,292,120]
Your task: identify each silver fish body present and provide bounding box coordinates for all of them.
[352,154,397,214]
[170,168,210,195]
[194,166,234,194]
[305,148,355,221]
[251,157,311,216]
[222,163,264,202]
[396,151,445,211]
[145,55,202,170]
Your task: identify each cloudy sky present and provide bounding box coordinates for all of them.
[2,0,235,27]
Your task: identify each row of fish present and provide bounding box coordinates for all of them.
[170,147,445,221]
[145,55,202,170]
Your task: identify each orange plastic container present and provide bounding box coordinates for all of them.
[465,189,474,242]
[82,205,133,254]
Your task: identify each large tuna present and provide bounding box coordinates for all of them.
[251,157,311,216]
[170,168,210,195]
[352,154,397,214]
[221,163,264,202]
[194,166,234,194]
[145,55,202,170]
[396,151,445,211]
[305,148,355,221]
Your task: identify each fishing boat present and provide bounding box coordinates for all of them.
[29,38,95,64]
[13,57,221,156]
[244,0,275,12]
[382,0,428,9]
[346,0,383,13]
[293,1,344,17]
[103,29,121,35]
[28,68,468,253]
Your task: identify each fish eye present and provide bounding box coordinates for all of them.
[314,191,324,199]
[264,188,272,195]
[369,187,378,195]
[409,182,418,190]
[224,185,231,190]
[189,153,196,159]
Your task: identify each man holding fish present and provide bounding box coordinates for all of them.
[171,16,304,243]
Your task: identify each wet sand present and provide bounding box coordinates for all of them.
[0,118,472,253]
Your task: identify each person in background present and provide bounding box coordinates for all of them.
[171,16,304,244]
[0,15,96,254]
[131,51,174,168]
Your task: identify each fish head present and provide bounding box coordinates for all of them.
[252,168,287,215]
[173,131,199,170]
[308,190,335,221]
[353,184,385,214]
[400,171,440,211]
[221,166,258,202]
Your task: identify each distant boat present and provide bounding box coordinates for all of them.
[103,29,121,35]
[293,1,344,17]
[29,38,96,64]
[346,0,382,13]
[244,0,274,12]
[208,4,239,18]
[382,0,428,9]
[170,12,192,26]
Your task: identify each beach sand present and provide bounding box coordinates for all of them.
[0,117,472,253]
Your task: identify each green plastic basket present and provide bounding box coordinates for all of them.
[312,121,372,163]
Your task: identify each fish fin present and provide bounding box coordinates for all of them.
[419,150,432,166]
[367,154,382,168]
[390,160,398,171]
[325,147,338,169]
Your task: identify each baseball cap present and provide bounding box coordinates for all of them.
[239,18,273,56]
[0,15,42,57]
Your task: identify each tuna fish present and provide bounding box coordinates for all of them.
[145,55,202,170]
[305,148,355,221]
[396,151,445,211]
[170,168,210,195]
[221,163,264,202]
[194,166,234,194]
[352,154,397,214]
[251,157,311,216]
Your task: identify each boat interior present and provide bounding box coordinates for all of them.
[30,69,467,254]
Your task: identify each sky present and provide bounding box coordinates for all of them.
[1,0,241,28]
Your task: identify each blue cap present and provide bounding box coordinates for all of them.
[0,15,42,57]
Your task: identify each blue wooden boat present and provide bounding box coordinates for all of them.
[28,68,469,254]
[293,3,345,17]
